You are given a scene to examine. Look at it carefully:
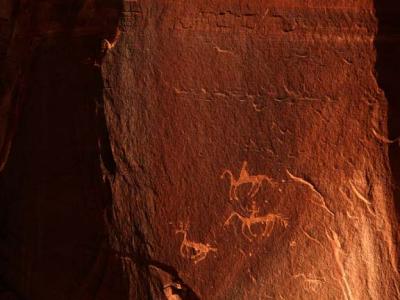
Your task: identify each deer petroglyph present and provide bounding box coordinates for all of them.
[221,161,275,201]
[224,202,288,242]
[176,223,217,264]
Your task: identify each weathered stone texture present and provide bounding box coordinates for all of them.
[0,1,399,299]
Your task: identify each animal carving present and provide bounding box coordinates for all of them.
[221,161,275,201]
[101,28,121,51]
[224,202,288,242]
[94,29,121,67]
[176,223,217,264]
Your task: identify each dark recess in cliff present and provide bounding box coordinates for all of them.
[374,1,400,224]
[0,1,128,299]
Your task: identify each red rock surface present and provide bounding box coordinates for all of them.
[0,1,399,299]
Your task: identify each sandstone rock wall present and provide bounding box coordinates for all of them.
[0,1,399,299]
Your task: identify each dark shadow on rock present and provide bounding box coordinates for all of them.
[374,1,400,222]
[0,1,126,299]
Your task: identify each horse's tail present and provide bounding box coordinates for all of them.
[220,169,233,180]
[275,214,289,227]
[224,212,239,226]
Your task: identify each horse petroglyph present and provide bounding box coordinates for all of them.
[221,161,275,201]
[176,223,217,264]
[224,201,288,242]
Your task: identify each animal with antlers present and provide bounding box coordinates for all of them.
[176,223,217,264]
[224,202,288,242]
[221,161,275,201]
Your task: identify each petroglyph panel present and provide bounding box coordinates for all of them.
[100,2,399,298]
[2,1,398,299]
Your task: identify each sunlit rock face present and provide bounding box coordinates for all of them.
[0,1,399,299]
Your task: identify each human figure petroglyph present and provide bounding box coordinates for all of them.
[176,223,217,264]
[221,161,275,201]
[224,202,288,242]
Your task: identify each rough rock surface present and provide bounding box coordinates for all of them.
[0,1,399,299]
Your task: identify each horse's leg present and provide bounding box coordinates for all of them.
[233,185,240,201]
[189,247,202,262]
[276,215,288,228]
[281,216,289,228]
[242,223,253,242]
[248,182,256,196]
[250,182,262,198]
[191,250,203,261]
[264,176,276,187]
[194,253,206,264]
[229,185,234,201]
[262,220,275,237]
[185,246,194,259]
[248,223,257,238]
[180,244,186,258]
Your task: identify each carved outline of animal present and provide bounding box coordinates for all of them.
[176,224,217,264]
[224,203,288,242]
[221,161,275,201]
[94,29,121,68]
[101,28,121,51]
